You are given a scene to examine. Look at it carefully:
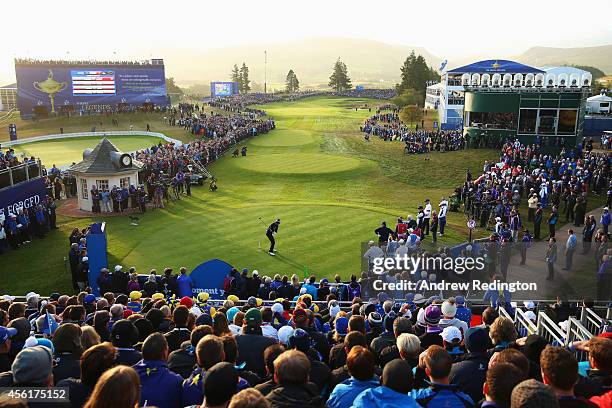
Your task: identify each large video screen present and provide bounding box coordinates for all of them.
[15,64,167,116]
[211,81,238,98]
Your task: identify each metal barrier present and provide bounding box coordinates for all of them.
[581,307,604,335]
[499,306,513,321]
[537,312,566,346]
[515,308,537,337]
[567,317,594,361]
[0,159,44,190]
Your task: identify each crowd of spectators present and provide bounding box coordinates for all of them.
[0,287,610,408]
[360,108,466,153]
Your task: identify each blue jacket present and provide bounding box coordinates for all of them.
[353,385,421,408]
[133,360,183,408]
[176,274,193,298]
[327,377,379,408]
[411,383,474,407]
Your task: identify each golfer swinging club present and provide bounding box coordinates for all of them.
[266,219,281,256]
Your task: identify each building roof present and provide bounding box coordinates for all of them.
[448,60,544,74]
[587,94,612,102]
[69,138,143,174]
[539,66,589,76]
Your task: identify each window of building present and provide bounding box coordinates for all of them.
[96,179,109,191]
[120,177,131,189]
[467,111,517,130]
[518,109,538,134]
[81,179,88,199]
[537,109,557,134]
[557,110,577,134]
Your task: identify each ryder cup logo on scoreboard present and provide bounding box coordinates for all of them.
[71,70,116,95]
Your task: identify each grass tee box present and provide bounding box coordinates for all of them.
[1,96,500,296]
[10,135,162,167]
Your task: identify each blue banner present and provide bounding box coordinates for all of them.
[189,258,234,299]
[16,64,167,116]
[86,222,108,297]
[0,177,47,220]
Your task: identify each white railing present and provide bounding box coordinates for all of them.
[1,131,182,148]
[537,312,566,346]
[580,307,604,335]
[499,306,513,321]
[515,308,537,337]
[567,317,594,361]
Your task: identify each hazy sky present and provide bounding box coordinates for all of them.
[1,0,611,82]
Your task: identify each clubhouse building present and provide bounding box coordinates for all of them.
[425,60,592,148]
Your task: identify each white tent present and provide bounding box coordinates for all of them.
[587,94,612,114]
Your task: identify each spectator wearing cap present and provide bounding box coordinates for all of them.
[287,328,330,393]
[439,298,469,334]
[540,346,597,408]
[236,308,277,378]
[293,308,330,364]
[511,379,559,408]
[0,346,54,389]
[317,279,330,301]
[419,305,444,349]
[134,332,183,408]
[176,267,193,298]
[412,345,474,407]
[353,359,420,408]
[182,334,225,406]
[165,305,191,352]
[370,311,397,356]
[246,270,261,298]
[111,265,128,294]
[261,307,279,340]
[450,327,491,403]
[482,362,526,408]
[441,326,465,361]
[256,344,286,396]
[0,325,17,372]
[367,312,383,344]
[52,323,83,383]
[327,346,379,408]
[266,350,325,408]
[56,341,117,408]
[111,319,142,366]
[454,296,472,326]
[127,290,142,313]
[200,362,239,408]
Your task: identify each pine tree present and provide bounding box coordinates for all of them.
[396,51,440,104]
[328,58,352,91]
[285,69,300,93]
[239,63,251,93]
[231,64,240,85]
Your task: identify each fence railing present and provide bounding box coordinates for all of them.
[515,308,537,337]
[537,312,566,346]
[567,317,594,361]
[581,307,604,336]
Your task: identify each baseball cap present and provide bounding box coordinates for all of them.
[12,346,53,385]
[455,296,465,306]
[247,296,257,307]
[383,311,397,332]
[114,265,123,272]
[0,326,17,345]
[288,328,311,353]
[252,270,259,276]
[441,326,462,343]
[111,319,138,347]
[464,327,489,352]
[523,301,535,310]
[84,294,96,304]
[203,362,238,406]
[244,308,262,326]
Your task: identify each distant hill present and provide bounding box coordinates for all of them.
[160,38,442,90]
[516,45,612,74]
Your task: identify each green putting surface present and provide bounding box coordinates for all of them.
[3,96,500,295]
[10,135,165,167]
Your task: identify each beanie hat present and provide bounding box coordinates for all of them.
[364,303,377,317]
[441,300,457,318]
[152,293,164,301]
[368,312,383,328]
[180,296,194,309]
[12,346,53,385]
[129,291,142,301]
[277,326,294,346]
[335,317,349,336]
[226,307,240,323]
[329,301,341,318]
[292,308,308,325]
[511,379,558,408]
[383,311,397,332]
[227,295,239,303]
[424,305,441,326]
[464,327,489,352]
[196,313,213,327]
[244,308,262,326]
[197,292,210,302]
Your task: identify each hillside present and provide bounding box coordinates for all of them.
[516,45,612,74]
[160,38,442,89]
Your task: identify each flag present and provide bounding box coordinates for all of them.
[42,311,59,335]
[439,60,448,72]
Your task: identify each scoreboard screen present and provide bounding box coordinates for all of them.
[71,70,116,95]
[210,81,238,98]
